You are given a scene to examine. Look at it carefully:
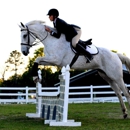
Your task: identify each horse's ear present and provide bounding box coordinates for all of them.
[20,22,25,28]
[18,22,26,29]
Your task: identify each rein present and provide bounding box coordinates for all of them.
[21,26,48,47]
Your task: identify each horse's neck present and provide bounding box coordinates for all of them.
[44,33,70,51]
[43,33,73,60]
[45,25,56,32]
[34,25,57,43]
[39,25,69,49]
[33,24,74,60]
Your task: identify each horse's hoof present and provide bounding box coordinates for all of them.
[33,76,39,83]
[38,78,42,83]
[123,114,128,119]
[33,76,42,83]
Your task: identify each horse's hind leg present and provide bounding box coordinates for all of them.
[109,81,128,118]
[98,72,128,118]
[115,79,130,114]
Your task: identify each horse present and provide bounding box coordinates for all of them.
[19,20,130,119]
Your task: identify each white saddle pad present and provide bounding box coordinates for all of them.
[86,44,98,54]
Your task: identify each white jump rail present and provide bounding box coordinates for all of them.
[26,65,81,127]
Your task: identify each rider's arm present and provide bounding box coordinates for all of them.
[50,29,61,38]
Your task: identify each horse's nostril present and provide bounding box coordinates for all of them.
[23,51,25,54]
[23,51,27,56]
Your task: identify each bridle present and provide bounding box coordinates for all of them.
[21,25,48,47]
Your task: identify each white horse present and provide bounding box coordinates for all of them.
[19,20,130,118]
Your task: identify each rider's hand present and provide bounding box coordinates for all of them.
[45,26,51,33]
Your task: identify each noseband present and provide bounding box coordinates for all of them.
[21,25,48,47]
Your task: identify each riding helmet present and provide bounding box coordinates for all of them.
[47,8,59,17]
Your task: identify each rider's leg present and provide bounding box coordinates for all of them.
[76,41,93,62]
[71,27,82,47]
[72,27,93,62]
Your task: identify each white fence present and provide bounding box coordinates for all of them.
[0,87,36,104]
[0,84,130,104]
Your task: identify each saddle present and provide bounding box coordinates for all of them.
[80,39,92,46]
[70,38,99,67]
[71,38,93,55]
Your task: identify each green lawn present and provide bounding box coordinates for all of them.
[0,103,130,130]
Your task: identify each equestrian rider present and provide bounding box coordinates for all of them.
[45,8,93,62]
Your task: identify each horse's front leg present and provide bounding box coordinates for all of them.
[32,55,62,82]
[32,62,39,82]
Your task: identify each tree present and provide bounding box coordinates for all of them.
[0,64,10,81]
[26,47,44,70]
[17,47,45,87]
[21,47,61,86]
[5,50,24,86]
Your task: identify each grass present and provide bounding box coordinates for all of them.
[0,103,130,130]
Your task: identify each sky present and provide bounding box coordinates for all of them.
[0,0,130,77]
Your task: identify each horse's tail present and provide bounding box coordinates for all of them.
[117,53,130,73]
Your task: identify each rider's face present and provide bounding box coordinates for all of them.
[49,15,55,21]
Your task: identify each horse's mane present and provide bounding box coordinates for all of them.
[25,20,46,26]
[25,20,56,32]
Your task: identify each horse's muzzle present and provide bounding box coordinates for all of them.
[22,51,28,56]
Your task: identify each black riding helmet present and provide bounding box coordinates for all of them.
[47,8,59,17]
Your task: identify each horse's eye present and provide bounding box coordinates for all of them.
[23,34,27,38]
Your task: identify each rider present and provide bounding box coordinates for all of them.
[45,8,93,62]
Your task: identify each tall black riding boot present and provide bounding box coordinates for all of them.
[76,42,93,62]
